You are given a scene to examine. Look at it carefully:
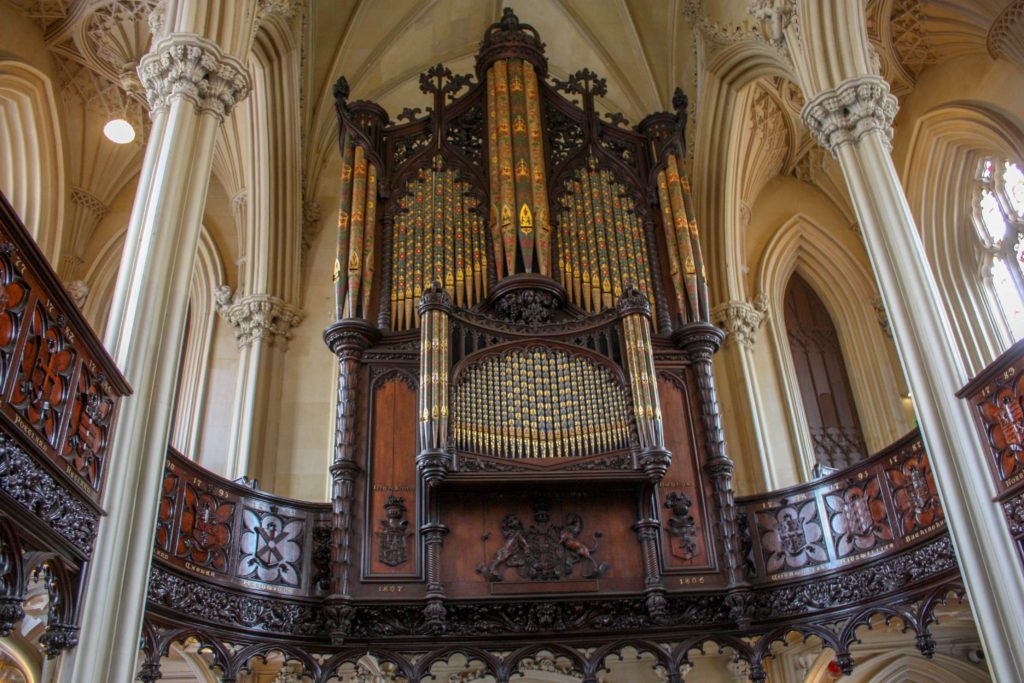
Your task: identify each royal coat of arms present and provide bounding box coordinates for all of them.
[477,499,609,581]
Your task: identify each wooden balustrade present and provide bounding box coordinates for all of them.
[959,338,1024,570]
[0,191,130,656]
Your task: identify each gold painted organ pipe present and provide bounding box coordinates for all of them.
[361,163,378,319]
[335,131,354,319]
[344,146,367,319]
[665,154,699,321]
[486,68,504,277]
[523,63,550,276]
[675,154,709,321]
[492,61,517,277]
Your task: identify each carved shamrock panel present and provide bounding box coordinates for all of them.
[823,477,892,558]
[0,252,29,381]
[10,303,76,447]
[976,372,1024,483]
[61,364,114,490]
[757,500,828,574]
[174,483,235,572]
[237,508,304,587]
[155,472,180,552]
[886,450,943,536]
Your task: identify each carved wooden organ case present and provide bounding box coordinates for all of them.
[324,9,735,635]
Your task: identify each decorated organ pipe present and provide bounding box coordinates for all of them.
[555,160,657,327]
[450,345,632,459]
[390,158,489,331]
[332,83,385,322]
[640,90,710,326]
[484,51,551,277]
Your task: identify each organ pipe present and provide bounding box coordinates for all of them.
[390,157,489,331]
[557,159,657,327]
[451,347,632,459]
[335,135,379,321]
[487,57,551,277]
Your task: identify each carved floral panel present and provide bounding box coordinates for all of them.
[60,363,114,490]
[886,449,943,537]
[0,252,29,384]
[10,302,76,448]
[974,371,1024,486]
[237,507,304,587]
[174,483,235,572]
[155,472,180,553]
[823,477,892,558]
[756,500,828,574]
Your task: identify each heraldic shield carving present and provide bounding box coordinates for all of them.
[477,499,609,581]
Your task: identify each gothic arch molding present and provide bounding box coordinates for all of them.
[901,101,1024,375]
[756,214,908,479]
[0,60,65,266]
[693,41,795,304]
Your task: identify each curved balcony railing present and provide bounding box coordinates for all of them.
[734,428,945,586]
[146,430,957,653]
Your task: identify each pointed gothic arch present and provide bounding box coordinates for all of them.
[0,60,65,265]
[901,101,1024,375]
[757,214,908,480]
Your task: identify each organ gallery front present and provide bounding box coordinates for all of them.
[131,10,958,681]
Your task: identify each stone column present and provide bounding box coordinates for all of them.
[757,2,1024,678]
[217,292,303,484]
[65,3,258,682]
[710,297,774,490]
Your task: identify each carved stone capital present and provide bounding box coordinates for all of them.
[138,34,251,120]
[801,76,898,157]
[217,293,303,348]
[711,296,768,348]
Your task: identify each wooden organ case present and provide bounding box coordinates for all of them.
[325,8,734,634]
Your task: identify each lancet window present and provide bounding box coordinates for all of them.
[973,159,1024,341]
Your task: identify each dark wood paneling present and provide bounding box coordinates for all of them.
[784,273,867,469]
[367,375,418,576]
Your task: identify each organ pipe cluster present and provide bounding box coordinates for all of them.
[392,156,489,331]
[418,287,451,453]
[557,157,656,324]
[486,58,551,278]
[621,291,665,452]
[334,133,379,320]
[656,153,709,324]
[451,346,632,458]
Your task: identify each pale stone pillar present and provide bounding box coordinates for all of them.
[217,292,302,484]
[749,2,1024,678]
[64,2,258,682]
[710,297,776,491]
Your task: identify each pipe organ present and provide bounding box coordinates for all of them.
[133,10,959,672]
[320,7,728,627]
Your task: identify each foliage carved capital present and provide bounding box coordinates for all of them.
[801,75,898,157]
[138,34,251,120]
[216,291,303,348]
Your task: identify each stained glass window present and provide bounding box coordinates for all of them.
[974,160,1024,340]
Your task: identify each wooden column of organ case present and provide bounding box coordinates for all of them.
[141,11,960,680]
[323,9,726,629]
